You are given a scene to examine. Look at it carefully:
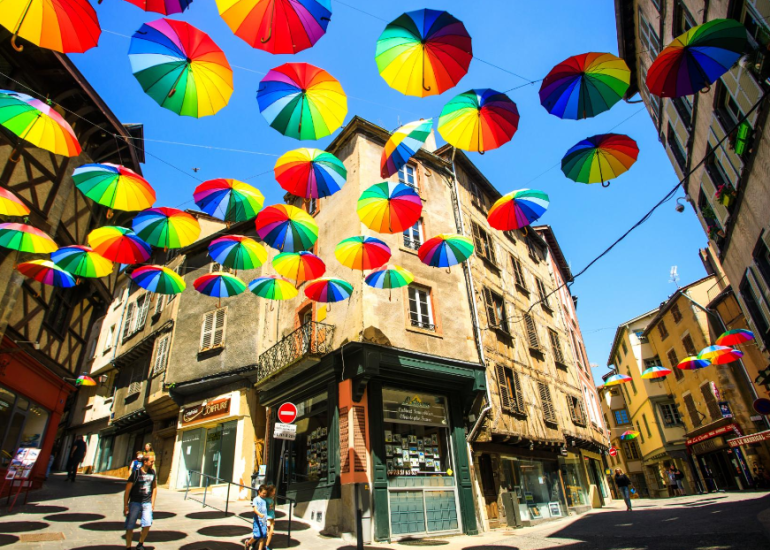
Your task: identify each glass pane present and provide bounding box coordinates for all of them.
[217,421,238,483]
[98,436,114,472]
[1,412,26,468]
[16,397,29,411]
[203,425,224,482]
[291,393,329,484]
[19,404,48,448]
[178,429,204,488]
[0,387,17,457]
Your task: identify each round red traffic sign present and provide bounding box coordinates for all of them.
[609,447,617,457]
[277,402,298,424]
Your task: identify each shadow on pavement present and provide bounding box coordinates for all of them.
[270,533,302,547]
[0,535,18,546]
[179,542,245,550]
[68,546,127,550]
[16,505,68,515]
[274,519,310,531]
[198,524,253,537]
[238,509,287,520]
[0,521,48,532]
[139,529,188,542]
[81,521,127,531]
[187,511,231,520]
[44,512,105,522]
[152,511,177,520]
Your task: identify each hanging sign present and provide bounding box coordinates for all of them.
[727,430,770,448]
[273,423,297,441]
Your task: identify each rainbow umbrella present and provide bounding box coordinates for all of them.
[365,265,413,301]
[418,234,474,268]
[208,235,267,272]
[129,18,233,118]
[0,0,100,53]
[604,373,632,386]
[123,0,193,15]
[539,52,630,120]
[15,260,75,288]
[75,375,97,387]
[257,62,347,140]
[305,277,352,303]
[0,90,81,157]
[716,328,755,346]
[487,189,549,232]
[133,207,201,250]
[381,119,432,179]
[677,356,710,370]
[274,148,347,199]
[0,187,30,217]
[73,163,156,216]
[334,236,391,271]
[87,226,151,264]
[193,179,264,223]
[255,204,318,252]
[194,272,247,304]
[357,182,422,234]
[641,366,672,379]
[647,19,748,98]
[561,133,639,187]
[248,275,298,300]
[216,0,331,54]
[131,265,186,295]
[619,430,639,441]
[273,251,326,283]
[438,89,520,154]
[51,245,113,279]
[0,223,57,253]
[698,345,744,365]
[376,9,472,98]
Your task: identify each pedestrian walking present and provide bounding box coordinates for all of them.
[66,435,87,482]
[265,484,276,550]
[124,455,157,550]
[614,468,633,511]
[671,465,686,496]
[244,485,268,550]
[130,452,144,474]
[143,443,155,460]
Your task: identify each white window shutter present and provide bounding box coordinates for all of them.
[212,308,226,347]
[136,295,150,330]
[153,335,169,374]
[154,295,165,316]
[200,311,215,350]
[122,302,136,340]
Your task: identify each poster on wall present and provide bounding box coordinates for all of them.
[548,501,562,517]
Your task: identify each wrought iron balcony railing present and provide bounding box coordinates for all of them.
[257,321,336,382]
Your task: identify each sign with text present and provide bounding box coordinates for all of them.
[686,423,739,446]
[382,389,448,427]
[727,430,770,448]
[277,402,298,424]
[719,401,733,419]
[182,398,231,426]
[273,422,297,441]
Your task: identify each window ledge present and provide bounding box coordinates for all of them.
[515,283,529,295]
[198,345,225,358]
[478,256,500,271]
[406,326,443,339]
[399,246,420,257]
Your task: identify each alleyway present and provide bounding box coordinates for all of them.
[0,474,768,550]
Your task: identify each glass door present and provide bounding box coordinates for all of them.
[177,429,204,488]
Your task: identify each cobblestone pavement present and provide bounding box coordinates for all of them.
[0,473,768,550]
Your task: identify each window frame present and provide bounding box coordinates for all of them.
[511,255,528,292]
[536,277,552,311]
[638,8,661,58]
[613,408,631,425]
[671,303,682,324]
[495,364,526,416]
[402,219,424,251]
[524,313,541,351]
[667,123,688,171]
[659,402,683,427]
[537,382,557,425]
[681,333,697,357]
[549,329,567,367]
[397,164,418,191]
[152,334,171,376]
[471,222,496,265]
[407,284,435,332]
[484,287,509,334]
[200,307,227,352]
[658,321,669,340]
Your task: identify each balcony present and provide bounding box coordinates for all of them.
[257,321,336,384]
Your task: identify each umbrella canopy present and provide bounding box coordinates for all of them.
[87,226,151,264]
[131,265,186,295]
[539,52,630,120]
[208,235,267,271]
[75,375,97,387]
[677,356,710,370]
[257,62,347,140]
[123,0,193,15]
[304,277,353,303]
[381,119,433,179]
[194,272,247,298]
[438,89,520,153]
[216,0,331,54]
[51,245,113,278]
[129,18,233,118]
[561,133,639,186]
[249,275,298,300]
[365,264,413,290]
[335,236,391,271]
[273,251,326,283]
[641,366,672,379]
[604,373,632,386]
[357,182,422,234]
[0,90,81,157]
[0,187,30,217]
[73,163,156,214]
[376,9,471,98]
[132,207,201,249]
[716,328,755,346]
[255,204,318,252]
[487,189,550,232]
[619,430,639,441]
[418,234,474,268]
[0,0,100,53]
[16,260,75,288]
[0,222,57,253]
[646,19,748,98]
[193,179,264,223]
[698,345,744,365]
[274,148,347,199]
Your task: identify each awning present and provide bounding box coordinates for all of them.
[686,420,741,446]
[727,429,770,448]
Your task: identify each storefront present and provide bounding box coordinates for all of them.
[687,422,753,491]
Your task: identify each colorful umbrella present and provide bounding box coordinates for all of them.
[257,62,347,140]
[418,234,474,268]
[131,265,186,295]
[255,204,318,252]
[487,189,550,232]
[132,207,201,250]
[716,328,755,346]
[619,430,639,441]
[0,90,81,157]
[698,345,744,365]
[216,0,332,54]
[0,187,30,217]
[194,272,247,302]
[72,163,156,216]
[123,0,193,15]
[561,133,639,186]
[604,373,632,386]
[15,260,75,288]
[304,277,353,303]
[539,52,630,120]
[381,119,432,179]
[273,251,326,283]
[75,375,97,387]
[0,222,57,253]
[334,236,391,271]
[677,356,710,370]
[193,179,264,223]
[87,226,151,264]
[51,245,113,279]
[365,265,414,300]
[129,18,233,118]
[274,148,347,199]
[646,19,748,98]
[357,182,422,234]
[248,275,298,300]
[438,89,520,154]
[376,9,472,97]
[208,235,267,271]
[0,0,100,53]
[641,366,672,379]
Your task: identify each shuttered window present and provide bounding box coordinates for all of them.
[671,303,682,323]
[210,262,234,274]
[667,348,684,380]
[526,238,540,263]
[622,440,641,461]
[122,302,136,341]
[700,382,722,421]
[682,334,697,357]
[200,308,227,351]
[538,382,557,424]
[683,393,702,428]
[524,313,540,350]
[658,321,669,340]
[495,364,525,416]
[472,222,495,263]
[484,288,507,332]
[536,278,551,309]
[154,294,165,316]
[567,395,587,426]
[152,334,170,375]
[549,329,566,366]
[511,255,527,290]
[136,294,150,331]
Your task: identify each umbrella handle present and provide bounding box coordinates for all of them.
[700,85,711,94]
[8,149,21,163]
[602,181,611,188]
[520,226,528,237]
[261,0,275,43]
[106,208,114,219]
[11,34,23,52]
[422,49,431,92]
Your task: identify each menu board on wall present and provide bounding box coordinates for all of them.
[382,389,448,427]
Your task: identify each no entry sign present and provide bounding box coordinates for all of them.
[277,402,298,424]
[609,447,617,457]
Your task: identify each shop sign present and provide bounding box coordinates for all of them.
[691,437,726,455]
[182,398,231,426]
[382,389,448,427]
[686,424,739,446]
[727,430,770,448]
[273,423,297,441]
[719,401,733,419]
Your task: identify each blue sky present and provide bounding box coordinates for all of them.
[70,0,708,382]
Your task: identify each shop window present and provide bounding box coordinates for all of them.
[658,321,669,340]
[511,255,528,291]
[613,409,630,425]
[511,459,568,521]
[290,392,329,484]
[681,334,697,357]
[667,124,687,171]
[660,403,683,426]
[524,313,541,351]
[471,222,495,264]
[683,393,702,428]
[549,330,566,367]
[408,285,434,331]
[483,288,508,333]
[210,262,234,274]
[202,421,238,483]
[200,308,226,352]
[495,365,525,416]
[536,278,551,311]
[566,395,587,426]
[398,164,417,191]
[671,303,682,323]
[403,219,423,250]
[622,439,641,461]
[0,386,50,468]
[537,382,557,425]
[152,334,170,375]
[700,382,722,421]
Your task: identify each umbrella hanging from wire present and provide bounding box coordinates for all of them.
[561,133,639,187]
[641,366,672,379]
[73,163,156,218]
[16,260,76,288]
[487,189,549,232]
[249,275,298,301]
[274,148,347,199]
[698,345,744,365]
[0,0,101,53]
[132,207,201,250]
[208,235,267,272]
[418,234,474,269]
[356,182,422,234]
[0,222,57,254]
[716,328,754,346]
[122,0,193,15]
[87,226,152,264]
[365,264,413,301]
[193,179,264,224]
[334,236,391,271]
[304,277,353,303]
[438,89,520,154]
[255,204,318,252]
[677,356,710,370]
[0,187,30,217]
[381,119,433,179]
[194,272,247,306]
[273,251,326,284]
[131,265,186,295]
[51,245,113,279]
[604,373,632,386]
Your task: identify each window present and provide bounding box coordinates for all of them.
[638,8,661,58]
[536,278,551,310]
[614,409,631,425]
[524,313,541,350]
[398,164,417,191]
[472,222,495,263]
[705,145,733,191]
[741,2,770,48]
[496,364,525,415]
[469,182,486,211]
[671,303,682,323]
[666,348,685,380]
[681,334,697,357]
[307,197,318,216]
[636,422,645,443]
[700,382,722,421]
[210,262,234,274]
[483,288,508,333]
[537,382,557,424]
[135,294,150,332]
[672,96,693,128]
[154,294,165,316]
[641,64,661,126]
[644,357,661,369]
[629,374,637,395]
[567,395,587,426]
[46,291,72,337]
[753,232,770,291]
[622,341,628,355]
[667,123,687,171]
[526,238,540,263]
[408,285,434,331]
[122,301,136,341]
[716,84,746,130]
[403,220,423,250]
[660,403,683,426]
[673,0,695,36]
[152,334,170,375]
[683,393,702,428]
[740,268,770,346]
[549,329,566,366]
[511,255,527,291]
[104,325,116,354]
[658,321,669,340]
[622,439,642,461]
[200,308,226,351]
[642,413,652,437]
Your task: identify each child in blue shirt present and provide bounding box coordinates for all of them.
[264,485,276,550]
[245,485,268,550]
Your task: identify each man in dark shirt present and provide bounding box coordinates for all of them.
[614,468,633,511]
[67,435,87,482]
[124,455,157,550]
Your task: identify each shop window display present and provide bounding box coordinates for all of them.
[0,385,50,468]
[289,392,328,484]
[513,459,567,521]
[559,455,589,508]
